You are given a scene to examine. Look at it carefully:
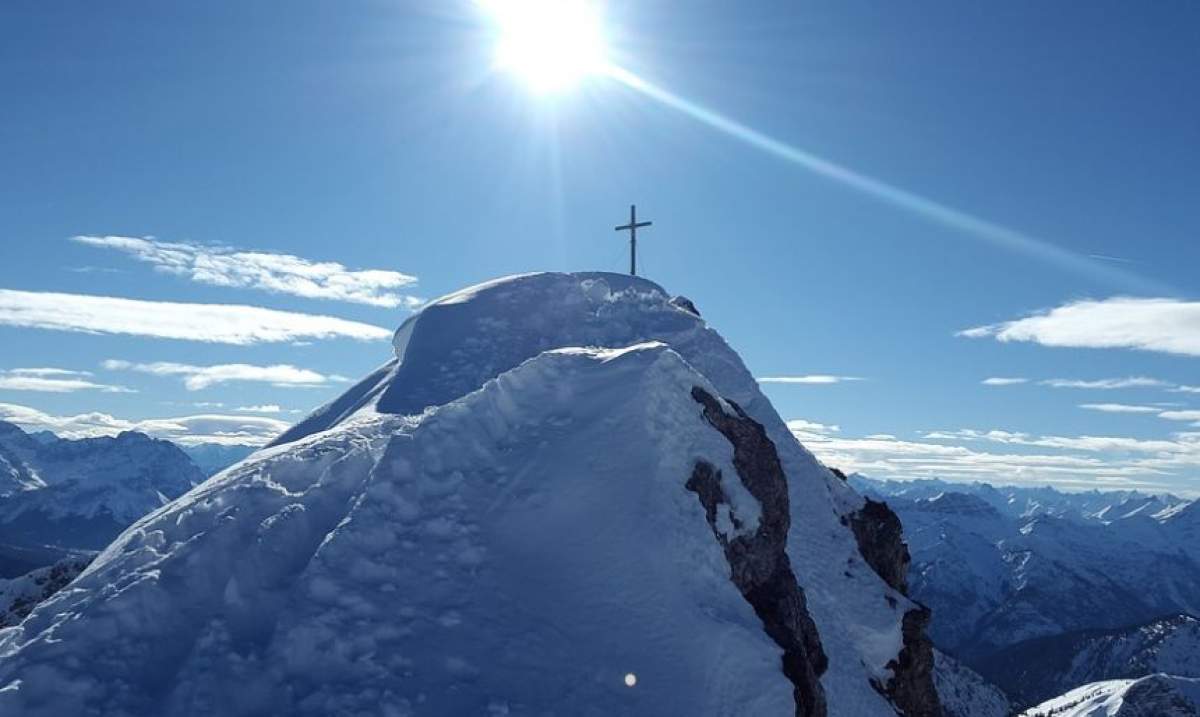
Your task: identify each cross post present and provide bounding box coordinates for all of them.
[614,204,652,276]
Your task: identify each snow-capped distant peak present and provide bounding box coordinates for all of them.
[1020,674,1200,717]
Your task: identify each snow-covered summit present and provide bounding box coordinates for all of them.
[0,272,937,716]
[275,272,774,447]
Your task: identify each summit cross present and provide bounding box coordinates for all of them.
[614,204,652,277]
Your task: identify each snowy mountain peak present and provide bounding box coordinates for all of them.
[918,492,1002,518]
[0,272,938,716]
[274,272,725,447]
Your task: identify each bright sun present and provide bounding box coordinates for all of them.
[479,0,609,93]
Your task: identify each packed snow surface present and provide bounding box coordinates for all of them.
[0,272,914,716]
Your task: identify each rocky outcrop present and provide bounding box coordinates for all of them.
[846,498,911,594]
[880,606,941,717]
[688,386,828,717]
[846,497,940,715]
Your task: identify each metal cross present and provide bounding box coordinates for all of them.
[614,204,652,276]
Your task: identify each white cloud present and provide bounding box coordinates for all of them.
[1171,385,1200,394]
[982,377,1028,386]
[104,360,333,390]
[960,297,1200,357]
[0,368,133,394]
[785,419,839,434]
[790,421,1200,493]
[785,419,840,442]
[0,402,289,446]
[757,375,863,385]
[926,428,1185,454]
[235,405,282,414]
[6,368,92,378]
[0,289,391,345]
[72,235,422,308]
[1080,403,1160,414]
[1160,410,1200,423]
[1040,376,1170,390]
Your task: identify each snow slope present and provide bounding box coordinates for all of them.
[1019,675,1200,717]
[0,272,932,716]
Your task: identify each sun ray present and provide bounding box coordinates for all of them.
[602,64,1174,296]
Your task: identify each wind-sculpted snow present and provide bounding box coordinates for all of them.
[273,273,772,447]
[0,272,932,716]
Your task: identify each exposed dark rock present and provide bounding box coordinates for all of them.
[846,498,911,594]
[670,295,701,316]
[846,498,941,715]
[829,467,848,482]
[688,386,828,717]
[877,606,941,717]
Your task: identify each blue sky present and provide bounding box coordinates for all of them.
[1,2,1198,493]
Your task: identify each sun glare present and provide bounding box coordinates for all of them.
[480,0,609,93]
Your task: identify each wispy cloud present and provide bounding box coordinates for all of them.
[235,404,282,414]
[785,419,840,441]
[1041,377,1171,390]
[982,377,1027,386]
[0,367,133,394]
[1079,403,1160,414]
[0,402,290,446]
[1159,410,1200,423]
[71,235,422,308]
[103,360,338,390]
[1171,385,1200,395]
[960,298,1200,357]
[927,428,1184,453]
[758,375,863,385]
[0,289,391,345]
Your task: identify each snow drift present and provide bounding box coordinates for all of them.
[0,272,936,716]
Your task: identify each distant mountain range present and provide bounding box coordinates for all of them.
[852,475,1191,525]
[854,475,1200,711]
[0,421,205,550]
[978,613,1200,708]
[0,422,259,556]
[853,475,1200,663]
[180,443,257,476]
